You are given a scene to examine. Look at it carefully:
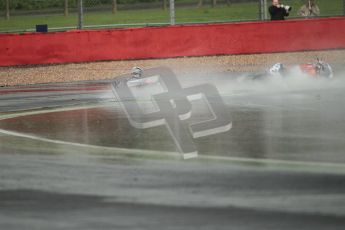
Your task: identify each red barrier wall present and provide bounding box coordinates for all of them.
[1,17,345,67]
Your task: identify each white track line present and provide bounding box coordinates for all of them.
[0,128,179,158]
[1,105,345,173]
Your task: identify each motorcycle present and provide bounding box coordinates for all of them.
[249,59,334,80]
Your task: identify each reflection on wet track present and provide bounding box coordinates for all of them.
[1,70,345,229]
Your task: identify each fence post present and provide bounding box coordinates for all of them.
[78,0,83,29]
[259,0,264,20]
[197,0,202,8]
[163,0,167,11]
[169,0,175,25]
[5,0,10,20]
[259,0,268,20]
[64,0,68,16]
[264,0,267,19]
[112,0,117,14]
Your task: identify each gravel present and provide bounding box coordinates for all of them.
[1,50,345,87]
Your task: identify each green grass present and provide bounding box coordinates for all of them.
[0,0,343,33]
[84,8,170,26]
[176,2,260,22]
[0,3,264,32]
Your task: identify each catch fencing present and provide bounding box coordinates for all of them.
[1,0,345,33]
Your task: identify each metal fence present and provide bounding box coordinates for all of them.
[0,0,344,33]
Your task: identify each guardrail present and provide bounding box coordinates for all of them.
[1,0,345,33]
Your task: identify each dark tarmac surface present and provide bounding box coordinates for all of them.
[1,69,345,229]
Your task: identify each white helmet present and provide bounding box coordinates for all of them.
[131,67,143,79]
[269,63,284,75]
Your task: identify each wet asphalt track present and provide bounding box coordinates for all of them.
[1,69,345,229]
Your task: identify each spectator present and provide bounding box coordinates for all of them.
[298,0,320,18]
[269,0,291,20]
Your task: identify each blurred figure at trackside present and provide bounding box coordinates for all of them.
[269,0,292,20]
[298,0,320,18]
